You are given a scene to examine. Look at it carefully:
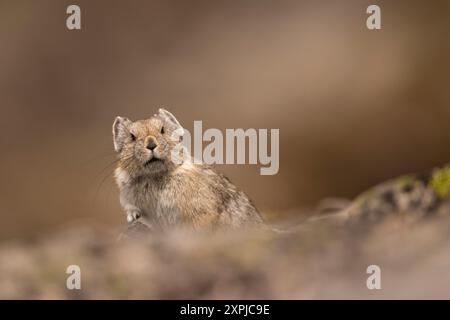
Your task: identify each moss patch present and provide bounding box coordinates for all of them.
[429,166,450,198]
[397,175,415,190]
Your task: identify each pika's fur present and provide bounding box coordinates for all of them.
[113,109,264,230]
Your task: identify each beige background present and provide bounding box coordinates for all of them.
[1,0,450,239]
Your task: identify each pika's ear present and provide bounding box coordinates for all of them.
[113,116,132,152]
[158,108,182,130]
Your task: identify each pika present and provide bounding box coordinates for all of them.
[113,108,264,230]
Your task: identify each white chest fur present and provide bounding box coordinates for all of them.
[115,168,181,226]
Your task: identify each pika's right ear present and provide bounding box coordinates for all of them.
[113,116,132,152]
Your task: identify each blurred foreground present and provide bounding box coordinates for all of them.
[1,212,450,299]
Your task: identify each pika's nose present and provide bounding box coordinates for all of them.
[145,137,157,150]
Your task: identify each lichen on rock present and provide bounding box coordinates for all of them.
[429,165,450,198]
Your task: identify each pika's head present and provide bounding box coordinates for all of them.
[113,108,185,176]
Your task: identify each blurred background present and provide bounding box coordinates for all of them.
[1,0,450,240]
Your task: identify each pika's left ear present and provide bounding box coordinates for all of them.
[158,108,182,130]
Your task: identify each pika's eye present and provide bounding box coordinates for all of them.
[130,133,136,141]
[160,126,165,134]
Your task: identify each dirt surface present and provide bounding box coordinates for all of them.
[1,214,450,299]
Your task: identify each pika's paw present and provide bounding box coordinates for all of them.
[126,211,141,223]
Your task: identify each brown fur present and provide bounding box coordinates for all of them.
[113,109,263,230]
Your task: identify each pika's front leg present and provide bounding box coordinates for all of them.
[119,193,143,223]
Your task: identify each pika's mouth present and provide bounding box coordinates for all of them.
[144,157,162,166]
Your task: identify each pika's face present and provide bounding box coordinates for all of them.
[113,109,184,176]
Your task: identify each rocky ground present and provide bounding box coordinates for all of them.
[1,209,450,299]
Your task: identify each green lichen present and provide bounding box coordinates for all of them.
[353,188,374,208]
[353,178,397,208]
[397,174,415,190]
[429,166,450,198]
